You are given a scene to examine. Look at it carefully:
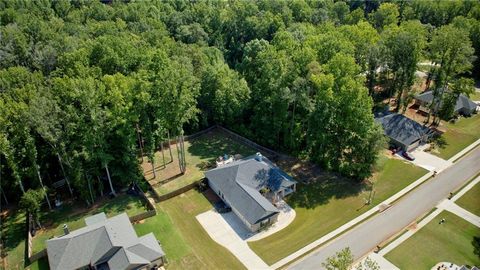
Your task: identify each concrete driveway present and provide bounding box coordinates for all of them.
[196,210,271,270]
[397,145,452,172]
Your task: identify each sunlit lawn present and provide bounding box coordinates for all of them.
[135,189,245,270]
[248,156,427,265]
[31,194,147,254]
[456,181,480,217]
[469,91,480,101]
[142,130,257,196]
[385,211,480,269]
[434,114,480,160]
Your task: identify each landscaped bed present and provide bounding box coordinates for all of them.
[248,156,427,265]
[30,193,148,254]
[140,130,258,196]
[385,211,480,269]
[432,114,480,160]
[134,189,245,270]
[456,181,480,217]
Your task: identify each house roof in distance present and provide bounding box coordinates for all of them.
[205,153,296,225]
[47,212,164,270]
[375,113,432,146]
[416,90,477,112]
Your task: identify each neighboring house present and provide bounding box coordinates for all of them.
[415,90,478,116]
[46,212,165,270]
[375,113,434,152]
[205,153,297,232]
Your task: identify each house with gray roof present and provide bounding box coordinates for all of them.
[415,90,478,116]
[46,212,165,270]
[375,113,434,152]
[205,153,297,232]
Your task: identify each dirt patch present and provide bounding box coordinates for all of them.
[202,189,221,204]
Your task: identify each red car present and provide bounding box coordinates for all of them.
[402,151,415,161]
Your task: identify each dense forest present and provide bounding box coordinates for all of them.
[1,0,479,204]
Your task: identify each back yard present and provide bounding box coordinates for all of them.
[134,189,245,270]
[141,130,258,196]
[1,193,148,270]
[248,155,427,265]
[432,114,480,160]
[31,193,148,254]
[385,211,480,269]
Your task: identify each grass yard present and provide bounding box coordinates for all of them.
[456,182,480,217]
[1,210,27,270]
[135,189,245,270]
[433,114,480,160]
[31,194,148,254]
[385,211,480,269]
[142,130,257,196]
[470,91,480,101]
[248,156,427,265]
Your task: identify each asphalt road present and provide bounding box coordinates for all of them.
[289,146,480,270]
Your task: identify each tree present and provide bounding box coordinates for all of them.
[428,24,475,124]
[382,21,426,112]
[370,3,399,30]
[322,247,354,270]
[438,78,475,120]
[19,188,46,227]
[308,54,385,180]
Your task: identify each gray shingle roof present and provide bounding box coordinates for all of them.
[47,212,164,270]
[416,90,477,112]
[205,154,296,225]
[375,113,432,146]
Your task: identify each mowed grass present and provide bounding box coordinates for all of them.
[1,210,27,270]
[248,157,427,265]
[135,189,245,270]
[385,211,480,269]
[456,181,480,217]
[469,91,480,101]
[31,194,148,253]
[144,131,257,196]
[434,114,480,160]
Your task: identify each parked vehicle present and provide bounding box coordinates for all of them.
[402,151,415,161]
[214,201,232,213]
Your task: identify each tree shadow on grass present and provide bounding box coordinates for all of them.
[277,156,366,210]
[431,135,448,150]
[287,176,366,210]
[188,131,257,169]
[39,194,144,231]
[1,208,26,254]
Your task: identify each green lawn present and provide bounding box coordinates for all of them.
[434,114,480,160]
[1,210,28,270]
[147,131,257,196]
[248,157,427,265]
[385,211,480,269]
[31,194,148,253]
[456,182,480,217]
[469,91,480,101]
[136,189,245,270]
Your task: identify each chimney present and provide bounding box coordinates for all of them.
[255,152,262,161]
[63,224,69,235]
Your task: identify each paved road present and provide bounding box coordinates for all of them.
[289,146,480,269]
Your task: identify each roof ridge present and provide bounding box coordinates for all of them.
[57,226,107,269]
[236,181,276,213]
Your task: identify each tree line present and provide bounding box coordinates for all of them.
[1,0,478,205]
